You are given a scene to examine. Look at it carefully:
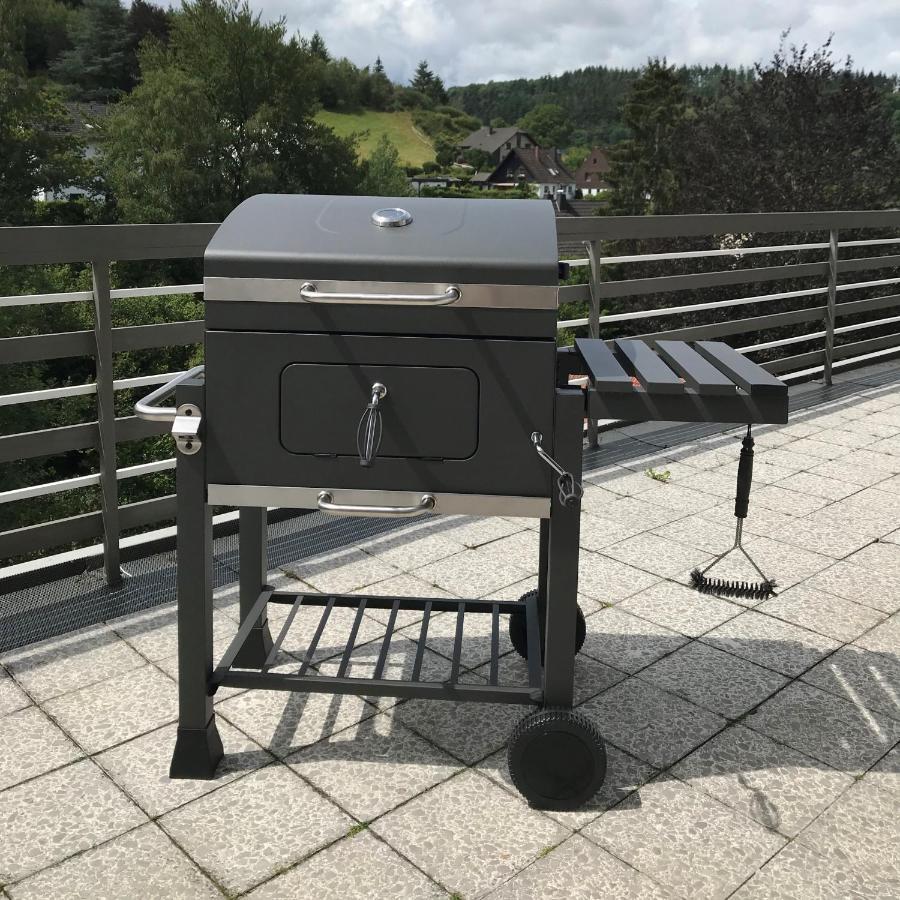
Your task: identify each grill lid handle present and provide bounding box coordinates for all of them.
[299,282,460,306]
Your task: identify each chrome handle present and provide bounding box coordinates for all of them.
[317,491,435,518]
[300,282,460,306]
[357,382,387,467]
[134,366,205,422]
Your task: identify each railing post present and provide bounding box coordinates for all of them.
[584,240,601,449]
[91,259,121,586]
[823,229,839,386]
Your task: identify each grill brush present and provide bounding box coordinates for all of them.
[690,425,777,600]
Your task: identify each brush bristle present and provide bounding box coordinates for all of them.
[690,568,777,600]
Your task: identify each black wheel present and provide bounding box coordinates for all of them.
[508,708,606,809]
[508,590,586,662]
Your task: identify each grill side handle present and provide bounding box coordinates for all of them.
[299,282,460,306]
[134,366,205,422]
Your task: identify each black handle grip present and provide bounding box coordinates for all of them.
[734,430,755,519]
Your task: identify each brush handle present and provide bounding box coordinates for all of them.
[734,430,754,519]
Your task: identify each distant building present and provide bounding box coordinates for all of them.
[470,146,577,200]
[35,101,108,202]
[409,174,462,194]
[460,126,537,165]
[574,147,612,196]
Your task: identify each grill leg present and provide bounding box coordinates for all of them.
[542,388,584,708]
[170,379,223,779]
[232,507,274,668]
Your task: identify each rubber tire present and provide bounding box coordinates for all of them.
[508,590,586,662]
[508,708,607,809]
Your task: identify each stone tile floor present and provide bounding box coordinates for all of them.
[1,361,899,899]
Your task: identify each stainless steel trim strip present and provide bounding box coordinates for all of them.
[207,485,551,517]
[204,277,558,311]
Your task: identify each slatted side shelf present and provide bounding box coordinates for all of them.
[575,338,788,425]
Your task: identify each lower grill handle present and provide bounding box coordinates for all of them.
[316,491,435,518]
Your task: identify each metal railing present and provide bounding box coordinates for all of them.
[1,210,899,584]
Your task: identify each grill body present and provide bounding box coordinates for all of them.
[202,193,561,513]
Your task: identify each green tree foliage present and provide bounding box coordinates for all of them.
[363,56,393,110]
[563,145,590,171]
[410,59,447,106]
[359,134,410,196]
[517,103,571,148]
[51,0,132,99]
[19,0,74,73]
[607,59,686,215]
[101,0,361,221]
[308,29,329,61]
[672,40,900,212]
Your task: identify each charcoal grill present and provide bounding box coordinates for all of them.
[136,194,788,809]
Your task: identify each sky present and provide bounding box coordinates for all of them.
[240,0,900,84]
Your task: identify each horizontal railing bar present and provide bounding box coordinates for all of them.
[737,330,826,353]
[833,330,900,360]
[594,285,827,325]
[0,422,97,464]
[838,254,900,274]
[556,210,900,240]
[558,284,592,303]
[112,371,187,391]
[0,290,93,308]
[0,383,97,406]
[835,313,900,335]
[0,223,219,265]
[762,349,825,374]
[0,331,94,363]
[0,472,101,504]
[0,493,177,559]
[112,321,204,353]
[595,261,828,299]
[116,459,175,479]
[558,317,589,328]
[109,283,203,299]
[834,293,900,319]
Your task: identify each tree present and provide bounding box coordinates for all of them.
[51,0,132,98]
[517,103,571,148]
[360,134,410,196]
[606,59,687,214]
[410,59,447,105]
[101,0,361,222]
[308,29,328,62]
[19,0,74,73]
[0,6,86,223]
[672,39,900,212]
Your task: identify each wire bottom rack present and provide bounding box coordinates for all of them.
[212,589,544,705]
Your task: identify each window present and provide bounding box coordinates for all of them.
[592,157,597,164]
[548,168,557,176]
[524,142,531,148]
[585,174,592,182]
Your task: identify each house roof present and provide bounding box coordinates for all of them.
[460,126,532,154]
[574,147,612,189]
[61,102,110,134]
[488,147,576,185]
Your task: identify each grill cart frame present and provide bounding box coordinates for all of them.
[135,194,788,809]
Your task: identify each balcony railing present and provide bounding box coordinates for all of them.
[2,210,899,586]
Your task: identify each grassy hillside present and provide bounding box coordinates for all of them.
[316,109,435,166]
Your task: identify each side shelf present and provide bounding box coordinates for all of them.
[570,338,789,425]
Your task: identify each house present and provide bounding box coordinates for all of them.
[460,126,537,165]
[409,174,462,194]
[573,147,612,196]
[470,146,577,200]
[36,102,109,202]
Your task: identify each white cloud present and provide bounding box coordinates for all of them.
[169,0,900,83]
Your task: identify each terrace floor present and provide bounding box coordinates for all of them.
[1,360,899,899]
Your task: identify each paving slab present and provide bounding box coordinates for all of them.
[246,831,446,900]
[6,823,220,900]
[0,670,30,717]
[0,624,145,703]
[372,769,569,899]
[671,724,854,836]
[0,759,146,883]
[43,664,177,754]
[701,610,838,677]
[160,764,351,896]
[584,777,785,900]
[865,743,900,802]
[801,644,900,722]
[287,712,461,820]
[618,580,741,637]
[580,677,726,769]
[485,833,675,900]
[745,680,900,774]
[284,546,402,594]
[413,544,530,598]
[795,779,900,885]
[732,840,900,900]
[854,612,900,655]
[356,524,466,571]
[639,641,787,718]
[603,532,713,578]
[580,607,689,674]
[577,551,661,602]
[96,719,272,817]
[758,584,886,642]
[0,706,81,791]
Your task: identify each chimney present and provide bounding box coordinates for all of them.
[488,124,494,135]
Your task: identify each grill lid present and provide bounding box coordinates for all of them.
[204,193,559,287]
